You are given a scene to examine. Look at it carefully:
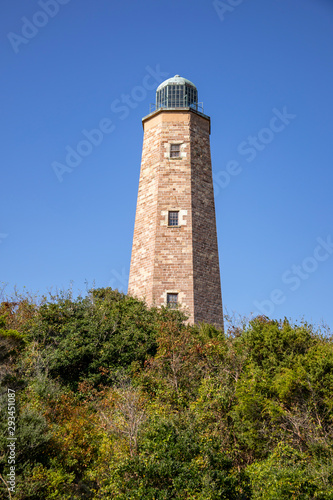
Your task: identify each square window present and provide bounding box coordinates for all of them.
[168,211,179,226]
[170,144,181,158]
[167,293,178,309]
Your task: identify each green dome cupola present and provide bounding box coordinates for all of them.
[156,75,198,110]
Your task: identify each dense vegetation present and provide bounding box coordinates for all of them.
[0,288,332,499]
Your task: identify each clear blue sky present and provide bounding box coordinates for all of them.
[1,0,332,330]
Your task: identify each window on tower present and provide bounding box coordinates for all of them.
[170,144,181,158]
[168,211,179,226]
[167,293,178,309]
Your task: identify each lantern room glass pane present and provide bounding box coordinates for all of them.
[156,83,198,110]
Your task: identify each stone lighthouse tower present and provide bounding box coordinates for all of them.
[128,75,223,327]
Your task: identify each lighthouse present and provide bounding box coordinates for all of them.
[128,75,223,328]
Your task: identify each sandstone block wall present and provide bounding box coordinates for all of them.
[128,108,223,328]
